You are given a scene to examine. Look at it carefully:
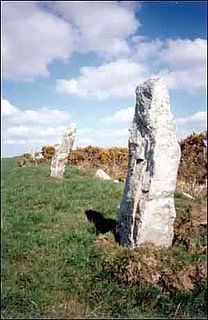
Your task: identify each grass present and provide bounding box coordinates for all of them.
[1,157,207,319]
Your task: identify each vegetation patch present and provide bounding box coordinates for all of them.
[94,236,207,294]
[37,132,207,195]
[93,197,207,316]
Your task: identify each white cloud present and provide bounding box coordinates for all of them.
[76,138,93,147]
[2,98,206,157]
[2,1,74,80]
[76,127,129,148]
[141,38,207,92]
[2,99,73,156]
[56,36,207,99]
[160,67,206,92]
[154,38,207,92]
[2,1,140,81]
[176,111,206,126]
[6,126,68,138]
[176,110,207,139]
[160,38,207,69]
[1,99,19,116]
[102,107,134,123]
[52,1,140,58]
[3,139,46,145]
[56,59,149,99]
[132,37,207,67]
[131,37,164,62]
[1,99,71,125]
[2,98,131,155]
[9,107,71,126]
[78,110,207,149]
[98,128,129,138]
[3,1,206,95]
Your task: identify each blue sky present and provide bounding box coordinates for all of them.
[2,1,207,157]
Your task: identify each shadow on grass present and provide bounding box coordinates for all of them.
[85,209,119,242]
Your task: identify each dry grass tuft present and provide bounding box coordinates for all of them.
[173,203,207,252]
[94,203,207,294]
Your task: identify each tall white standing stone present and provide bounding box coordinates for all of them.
[50,124,76,178]
[116,78,181,248]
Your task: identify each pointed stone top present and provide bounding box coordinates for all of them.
[136,77,166,93]
[135,77,169,113]
[143,77,165,85]
[68,123,77,131]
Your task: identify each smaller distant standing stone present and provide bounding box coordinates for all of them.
[50,124,76,178]
[31,148,36,159]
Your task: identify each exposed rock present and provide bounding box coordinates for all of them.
[95,169,112,180]
[182,192,195,200]
[50,124,76,178]
[116,78,181,248]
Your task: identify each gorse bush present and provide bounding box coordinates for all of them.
[22,131,207,185]
[17,153,45,167]
[41,145,55,161]
[39,145,128,180]
[39,131,207,183]
[69,146,128,180]
[178,131,207,184]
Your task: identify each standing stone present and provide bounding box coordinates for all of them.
[116,78,181,248]
[50,124,76,178]
[31,148,36,159]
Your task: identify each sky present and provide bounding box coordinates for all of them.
[1,1,207,157]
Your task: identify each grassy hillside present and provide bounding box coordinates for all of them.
[1,158,207,319]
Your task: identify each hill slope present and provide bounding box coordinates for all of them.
[1,158,207,319]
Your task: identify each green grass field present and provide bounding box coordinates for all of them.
[1,158,207,319]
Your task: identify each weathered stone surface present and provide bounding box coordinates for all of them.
[116,78,181,248]
[31,148,36,159]
[95,169,111,180]
[50,124,76,178]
